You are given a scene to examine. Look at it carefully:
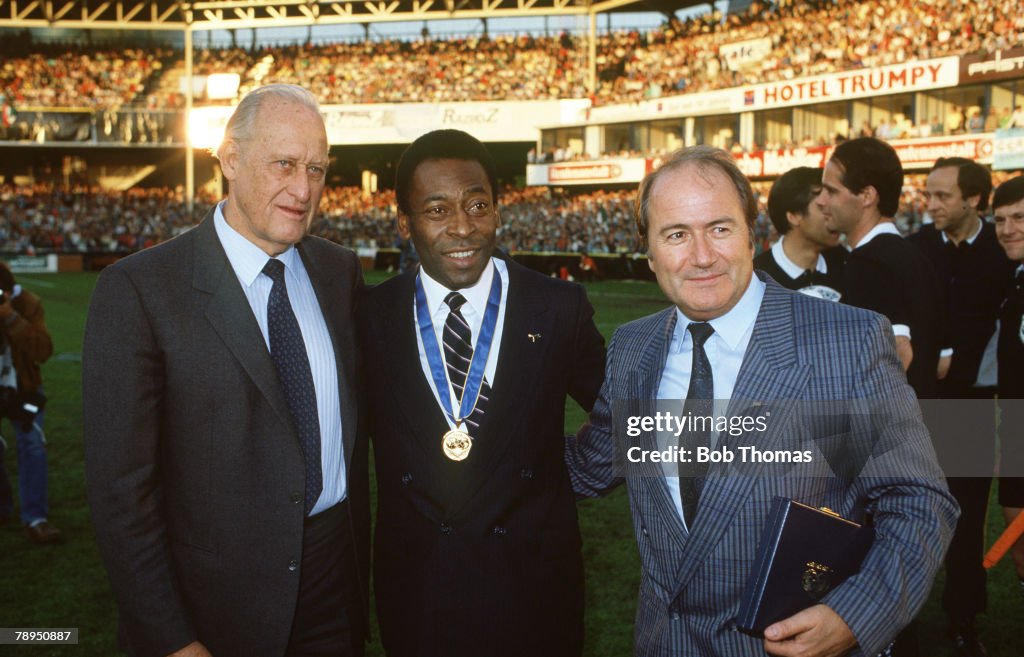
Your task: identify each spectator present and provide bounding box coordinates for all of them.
[4,0,1015,109]
[0,261,57,544]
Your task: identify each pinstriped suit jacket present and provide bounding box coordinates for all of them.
[567,274,957,657]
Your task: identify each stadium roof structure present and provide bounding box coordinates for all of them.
[0,0,708,31]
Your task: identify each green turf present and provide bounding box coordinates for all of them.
[1,272,1021,656]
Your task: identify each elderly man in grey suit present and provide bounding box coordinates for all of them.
[83,84,368,657]
[567,146,957,657]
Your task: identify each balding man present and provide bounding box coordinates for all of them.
[84,85,368,657]
[567,146,955,657]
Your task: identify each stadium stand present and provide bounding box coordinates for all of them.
[3,0,1020,111]
[12,173,1017,257]
[0,45,174,109]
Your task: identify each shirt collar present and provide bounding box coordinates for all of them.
[673,272,766,352]
[854,221,901,249]
[419,257,497,318]
[214,201,300,287]
[771,235,828,279]
[939,217,983,245]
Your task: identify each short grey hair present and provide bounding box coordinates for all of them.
[216,84,322,158]
[635,145,758,250]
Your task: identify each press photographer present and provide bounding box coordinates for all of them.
[0,261,57,544]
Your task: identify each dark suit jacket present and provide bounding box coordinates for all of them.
[83,213,369,657]
[358,257,605,657]
[567,274,957,657]
[907,222,1015,393]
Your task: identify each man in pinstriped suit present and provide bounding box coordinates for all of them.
[566,147,957,657]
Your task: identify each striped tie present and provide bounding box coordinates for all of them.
[443,292,490,433]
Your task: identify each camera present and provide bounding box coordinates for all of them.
[0,387,46,431]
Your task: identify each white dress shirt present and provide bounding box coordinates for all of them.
[415,257,510,430]
[771,235,829,279]
[213,202,346,514]
[656,273,766,527]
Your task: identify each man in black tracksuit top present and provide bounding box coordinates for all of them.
[817,138,945,400]
[755,166,845,301]
[908,158,1014,657]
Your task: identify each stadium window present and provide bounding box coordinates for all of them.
[756,108,795,150]
[791,103,847,146]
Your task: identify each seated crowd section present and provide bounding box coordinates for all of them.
[5,172,1018,257]
[1,0,1019,110]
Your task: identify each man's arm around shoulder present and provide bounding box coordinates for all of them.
[567,282,606,412]
[566,324,624,499]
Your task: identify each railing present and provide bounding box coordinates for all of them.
[0,108,185,145]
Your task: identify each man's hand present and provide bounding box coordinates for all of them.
[763,604,857,657]
[936,355,951,380]
[167,641,213,657]
[894,335,913,373]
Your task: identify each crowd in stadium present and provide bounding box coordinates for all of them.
[5,172,998,256]
[0,185,212,253]
[1,0,1021,112]
[594,0,1020,102]
[0,44,172,109]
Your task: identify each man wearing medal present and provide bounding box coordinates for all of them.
[358,129,606,657]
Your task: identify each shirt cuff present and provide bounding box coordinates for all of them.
[939,348,954,358]
[892,324,911,340]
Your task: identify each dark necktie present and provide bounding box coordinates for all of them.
[263,259,322,516]
[679,322,715,529]
[443,292,490,433]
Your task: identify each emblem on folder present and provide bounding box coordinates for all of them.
[801,561,833,599]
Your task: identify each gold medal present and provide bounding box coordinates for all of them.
[442,428,473,461]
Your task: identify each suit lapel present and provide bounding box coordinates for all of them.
[444,259,554,515]
[632,308,690,551]
[192,214,294,432]
[299,242,358,467]
[670,278,810,598]
[376,270,453,466]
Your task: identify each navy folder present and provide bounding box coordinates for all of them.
[736,496,874,635]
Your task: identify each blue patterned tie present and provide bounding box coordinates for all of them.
[263,258,322,515]
[443,292,490,432]
[679,322,714,528]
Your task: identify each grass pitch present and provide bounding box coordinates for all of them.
[0,271,1021,656]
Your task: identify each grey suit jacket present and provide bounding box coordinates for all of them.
[83,213,369,657]
[567,274,957,657]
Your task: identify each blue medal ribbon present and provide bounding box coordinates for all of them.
[415,267,502,429]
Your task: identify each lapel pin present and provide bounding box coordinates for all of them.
[528,333,542,343]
